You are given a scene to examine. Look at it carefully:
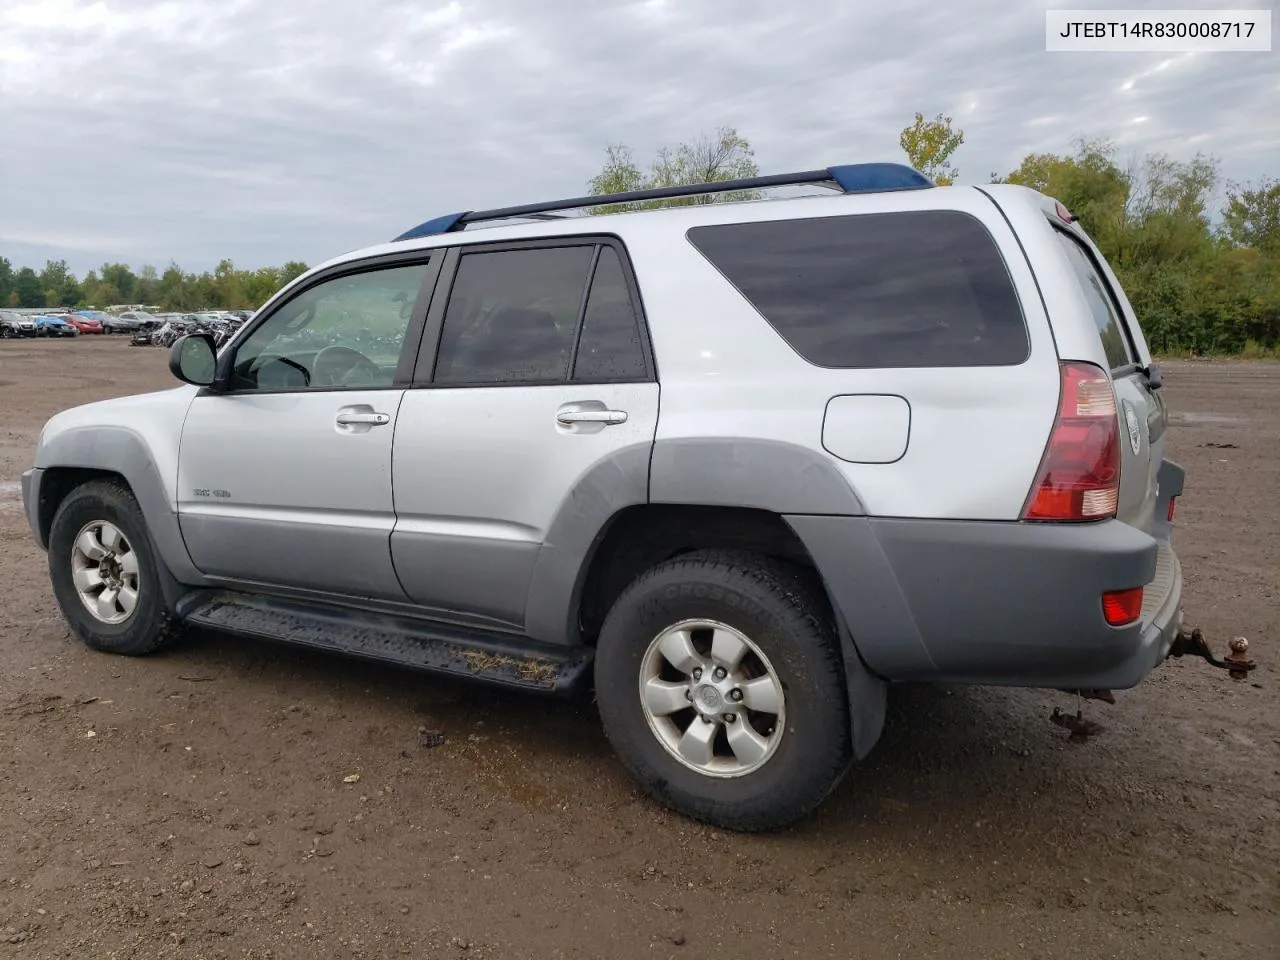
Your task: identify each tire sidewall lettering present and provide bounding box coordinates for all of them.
[657,582,763,621]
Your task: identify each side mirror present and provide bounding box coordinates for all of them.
[169,333,218,387]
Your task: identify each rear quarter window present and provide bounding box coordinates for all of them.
[1051,229,1135,371]
[686,210,1029,369]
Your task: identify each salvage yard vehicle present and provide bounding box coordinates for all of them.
[59,313,104,334]
[78,309,138,334]
[23,162,1226,831]
[0,310,39,338]
[33,314,78,337]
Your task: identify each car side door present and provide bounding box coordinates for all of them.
[390,237,660,633]
[176,255,440,600]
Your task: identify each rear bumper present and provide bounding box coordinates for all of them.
[785,460,1187,691]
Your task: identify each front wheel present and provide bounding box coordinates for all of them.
[594,550,851,832]
[48,480,181,656]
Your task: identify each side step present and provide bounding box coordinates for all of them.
[178,590,593,695]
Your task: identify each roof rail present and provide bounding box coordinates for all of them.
[392,162,933,241]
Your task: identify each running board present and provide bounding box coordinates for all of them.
[177,590,593,695]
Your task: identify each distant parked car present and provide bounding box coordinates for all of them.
[33,315,79,338]
[0,310,40,338]
[77,310,135,334]
[60,313,104,334]
[118,310,160,330]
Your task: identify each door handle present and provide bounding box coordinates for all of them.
[556,409,628,426]
[336,411,390,426]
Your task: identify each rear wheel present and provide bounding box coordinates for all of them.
[48,480,181,656]
[594,549,850,832]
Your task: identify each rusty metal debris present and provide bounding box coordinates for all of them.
[1050,707,1105,742]
[1074,688,1116,704]
[418,727,446,748]
[1168,627,1257,679]
[1225,637,1255,681]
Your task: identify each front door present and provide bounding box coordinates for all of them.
[177,259,435,600]
[390,240,660,627]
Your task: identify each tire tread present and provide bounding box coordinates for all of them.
[49,479,182,657]
[595,548,850,832]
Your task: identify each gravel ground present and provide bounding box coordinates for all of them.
[1,338,1276,959]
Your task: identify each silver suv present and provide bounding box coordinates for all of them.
[22,163,1186,831]
[0,310,39,338]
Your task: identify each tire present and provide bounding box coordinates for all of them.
[47,479,181,656]
[594,549,850,832]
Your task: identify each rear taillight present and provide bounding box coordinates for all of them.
[1021,361,1120,522]
[1167,496,1176,522]
[1101,587,1143,626]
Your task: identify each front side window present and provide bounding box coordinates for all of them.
[229,262,428,391]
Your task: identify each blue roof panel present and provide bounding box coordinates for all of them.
[826,163,934,192]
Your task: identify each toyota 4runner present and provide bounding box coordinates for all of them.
[22,162,1188,831]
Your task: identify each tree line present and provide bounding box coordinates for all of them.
[588,118,1279,356]
[0,258,310,313]
[4,115,1277,354]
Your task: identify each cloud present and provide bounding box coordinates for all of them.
[0,0,1275,274]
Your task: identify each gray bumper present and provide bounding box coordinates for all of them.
[21,468,46,549]
[785,463,1187,691]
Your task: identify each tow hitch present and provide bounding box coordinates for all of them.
[1168,627,1255,680]
[1050,627,1257,741]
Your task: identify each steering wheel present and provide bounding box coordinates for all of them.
[253,354,311,388]
[311,345,386,387]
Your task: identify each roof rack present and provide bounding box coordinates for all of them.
[392,162,933,242]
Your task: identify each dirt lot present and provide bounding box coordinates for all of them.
[0,337,1276,960]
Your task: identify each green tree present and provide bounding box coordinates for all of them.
[15,267,45,307]
[899,112,964,185]
[99,263,137,303]
[1001,137,1130,260]
[88,282,123,307]
[158,262,193,310]
[80,270,99,305]
[995,138,1274,355]
[38,259,83,306]
[586,128,761,214]
[279,261,309,286]
[1222,177,1280,253]
[213,259,245,308]
[243,266,282,307]
[134,264,160,306]
[0,256,13,306]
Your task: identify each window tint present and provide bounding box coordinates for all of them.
[434,246,594,385]
[573,247,646,381]
[230,262,427,391]
[687,211,1029,369]
[1053,230,1134,370]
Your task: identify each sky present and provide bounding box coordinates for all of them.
[1,0,1277,276]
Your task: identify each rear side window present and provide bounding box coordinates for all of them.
[686,210,1029,369]
[1052,230,1134,371]
[433,246,594,385]
[573,247,647,381]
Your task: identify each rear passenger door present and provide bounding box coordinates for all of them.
[1051,229,1163,533]
[390,237,659,628]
